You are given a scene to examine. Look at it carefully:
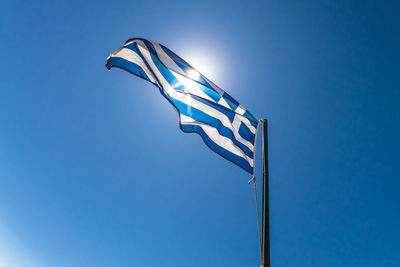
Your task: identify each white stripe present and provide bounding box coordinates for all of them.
[134,40,175,94]
[203,76,225,96]
[234,105,256,135]
[217,97,231,109]
[150,41,187,77]
[180,115,253,167]
[231,114,255,149]
[109,48,158,86]
[172,71,216,103]
[150,42,218,103]
[175,92,255,151]
[235,105,246,116]
[124,40,136,46]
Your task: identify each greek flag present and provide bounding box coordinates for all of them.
[106,38,258,173]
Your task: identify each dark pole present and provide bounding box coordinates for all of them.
[261,119,270,267]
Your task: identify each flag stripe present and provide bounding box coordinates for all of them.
[180,114,253,168]
[107,47,158,85]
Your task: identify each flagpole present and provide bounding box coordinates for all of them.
[261,119,270,267]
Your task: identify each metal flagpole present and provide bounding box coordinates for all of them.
[261,119,270,267]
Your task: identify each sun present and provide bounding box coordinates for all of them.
[180,46,222,84]
[187,69,200,80]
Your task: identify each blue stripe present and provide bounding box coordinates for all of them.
[243,111,258,125]
[122,42,166,93]
[196,83,222,103]
[158,44,216,88]
[106,57,157,87]
[180,123,253,173]
[170,97,254,159]
[239,122,256,145]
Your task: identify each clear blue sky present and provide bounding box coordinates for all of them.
[1,0,399,266]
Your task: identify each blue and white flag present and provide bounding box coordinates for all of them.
[106,38,258,173]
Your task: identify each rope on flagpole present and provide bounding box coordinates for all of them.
[249,120,263,262]
[249,176,262,259]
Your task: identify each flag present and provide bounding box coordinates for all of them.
[106,38,258,173]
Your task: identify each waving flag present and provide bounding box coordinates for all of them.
[106,38,258,173]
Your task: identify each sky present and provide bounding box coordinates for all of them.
[1,0,399,266]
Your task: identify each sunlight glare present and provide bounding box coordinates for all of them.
[187,69,200,80]
[180,46,223,85]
